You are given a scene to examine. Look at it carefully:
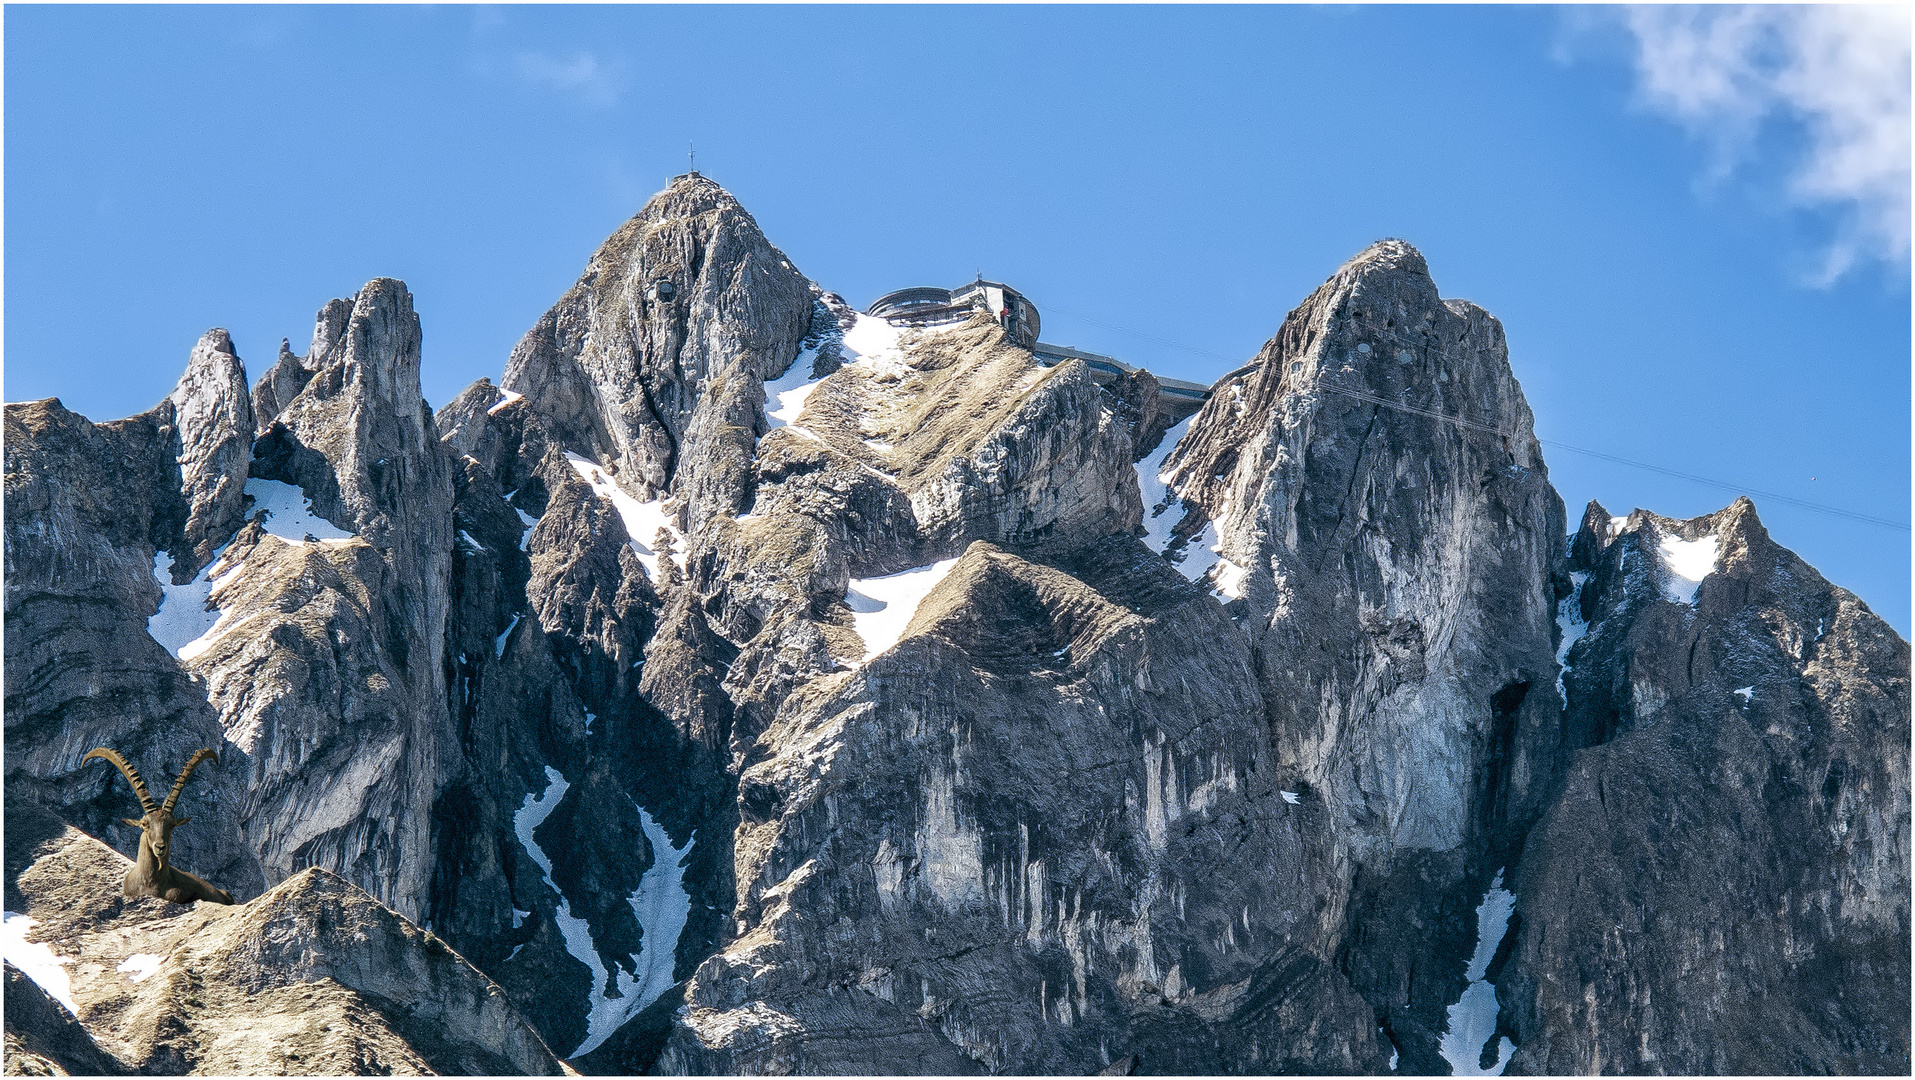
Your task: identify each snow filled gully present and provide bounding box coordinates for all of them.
[1656,531,1720,605]
[514,767,694,1059]
[1438,869,1518,1076]
[565,453,684,582]
[1134,415,1244,598]
[147,477,355,660]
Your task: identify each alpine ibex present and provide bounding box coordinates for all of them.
[84,747,235,905]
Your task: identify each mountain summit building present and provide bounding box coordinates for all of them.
[866,278,1212,422]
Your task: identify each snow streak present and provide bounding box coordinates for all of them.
[514,768,696,1059]
[1439,871,1517,1076]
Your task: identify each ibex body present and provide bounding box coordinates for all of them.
[84,748,235,905]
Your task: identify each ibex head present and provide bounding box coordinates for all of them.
[84,747,218,872]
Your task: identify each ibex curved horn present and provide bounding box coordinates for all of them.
[84,747,158,816]
[161,749,220,818]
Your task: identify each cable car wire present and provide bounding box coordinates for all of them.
[1043,304,1910,531]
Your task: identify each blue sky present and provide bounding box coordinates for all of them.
[6,5,1908,632]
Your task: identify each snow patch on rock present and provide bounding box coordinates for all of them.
[151,547,248,663]
[847,558,961,663]
[152,479,348,660]
[1211,557,1250,600]
[764,356,823,432]
[565,452,685,580]
[841,314,906,375]
[515,769,619,1055]
[587,805,695,1052]
[495,613,522,659]
[243,478,353,543]
[1656,532,1719,605]
[118,952,164,983]
[1439,870,1517,1076]
[513,767,694,1059]
[1134,417,1235,593]
[3,912,77,1014]
[1555,571,1590,699]
[1137,417,1193,557]
[148,549,233,658]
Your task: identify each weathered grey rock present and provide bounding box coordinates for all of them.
[1,327,257,900]
[189,280,457,921]
[438,377,528,483]
[1165,239,1567,858]
[738,316,1139,577]
[501,173,814,520]
[1157,240,1569,1063]
[666,537,1385,1074]
[166,329,255,574]
[3,802,568,1075]
[4,176,1905,1077]
[252,298,353,429]
[5,962,128,1076]
[1500,499,1910,1074]
[3,394,263,902]
[256,279,452,550]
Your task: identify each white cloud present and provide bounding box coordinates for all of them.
[514,50,622,107]
[1616,5,1910,282]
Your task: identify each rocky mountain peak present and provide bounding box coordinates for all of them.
[1340,235,1432,281]
[165,329,255,575]
[501,176,813,512]
[4,176,1904,1077]
[253,279,447,549]
[253,297,356,428]
[1566,496,1795,649]
[1516,492,1908,1073]
[634,171,749,229]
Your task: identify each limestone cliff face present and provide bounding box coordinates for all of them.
[4,347,265,902]
[167,330,256,573]
[1156,240,1569,1069]
[2,176,1905,1077]
[1502,499,1910,1075]
[665,538,1382,1074]
[194,279,458,920]
[1164,240,1565,860]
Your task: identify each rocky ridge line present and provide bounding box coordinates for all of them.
[3,174,1905,1076]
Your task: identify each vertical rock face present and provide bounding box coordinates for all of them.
[4,365,263,900]
[167,329,256,574]
[193,279,457,919]
[665,538,1383,1075]
[3,177,1905,1077]
[1166,240,1565,859]
[1159,240,1568,1065]
[1503,499,1910,1074]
